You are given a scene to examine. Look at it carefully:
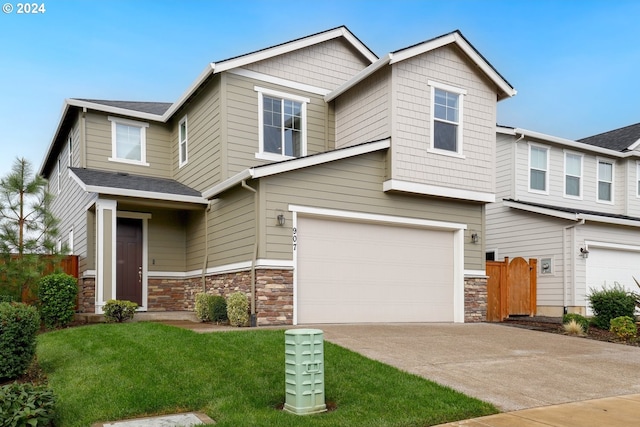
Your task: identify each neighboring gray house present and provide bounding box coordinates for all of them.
[488,123,640,316]
[39,26,515,325]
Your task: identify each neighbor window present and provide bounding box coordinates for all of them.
[57,157,61,194]
[564,152,582,198]
[255,86,309,160]
[178,115,188,167]
[529,144,549,193]
[68,134,73,167]
[637,162,640,197]
[108,116,149,165]
[429,81,466,155]
[597,159,613,202]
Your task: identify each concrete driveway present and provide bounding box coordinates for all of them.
[320,323,640,412]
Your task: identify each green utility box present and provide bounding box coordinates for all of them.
[284,329,327,415]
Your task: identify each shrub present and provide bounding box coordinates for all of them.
[0,302,40,380]
[227,292,249,327]
[562,319,585,336]
[194,293,213,322]
[0,295,13,303]
[103,300,138,323]
[562,313,589,333]
[211,295,228,323]
[609,316,637,340]
[38,273,78,329]
[588,283,636,329]
[0,382,56,427]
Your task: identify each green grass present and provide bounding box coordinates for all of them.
[37,322,497,426]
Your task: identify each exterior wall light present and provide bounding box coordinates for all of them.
[471,232,479,244]
[580,247,589,258]
[276,212,286,226]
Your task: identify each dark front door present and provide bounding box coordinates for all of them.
[116,218,143,305]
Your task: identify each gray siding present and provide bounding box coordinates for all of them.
[245,38,371,90]
[261,151,485,270]
[392,45,497,194]
[147,209,187,272]
[334,67,391,147]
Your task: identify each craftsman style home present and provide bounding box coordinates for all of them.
[488,123,640,316]
[39,26,515,325]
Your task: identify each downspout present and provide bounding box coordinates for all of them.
[512,132,525,200]
[201,201,213,292]
[562,218,585,314]
[241,180,258,327]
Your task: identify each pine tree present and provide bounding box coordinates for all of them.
[0,158,61,301]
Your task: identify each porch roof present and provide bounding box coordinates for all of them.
[69,167,208,205]
[503,199,640,227]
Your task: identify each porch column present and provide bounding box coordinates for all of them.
[95,199,117,314]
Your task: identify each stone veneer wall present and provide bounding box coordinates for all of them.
[464,276,487,323]
[78,277,95,313]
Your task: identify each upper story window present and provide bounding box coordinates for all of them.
[255,86,309,161]
[68,134,73,167]
[529,144,549,194]
[108,116,149,166]
[178,115,188,167]
[597,159,614,203]
[428,80,466,157]
[564,152,582,198]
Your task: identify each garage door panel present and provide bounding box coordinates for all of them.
[296,216,455,324]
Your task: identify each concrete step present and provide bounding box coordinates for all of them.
[76,311,199,324]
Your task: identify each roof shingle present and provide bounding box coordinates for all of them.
[578,122,640,152]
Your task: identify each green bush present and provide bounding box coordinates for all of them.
[194,293,212,322]
[38,273,78,329]
[0,382,56,427]
[609,316,637,340]
[0,302,40,380]
[0,295,14,303]
[211,295,228,323]
[588,283,637,329]
[227,292,249,327]
[195,294,228,323]
[103,300,138,323]
[562,313,589,333]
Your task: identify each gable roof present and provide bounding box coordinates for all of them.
[69,167,207,205]
[578,122,640,152]
[203,139,391,199]
[326,30,516,102]
[503,198,640,227]
[74,99,173,116]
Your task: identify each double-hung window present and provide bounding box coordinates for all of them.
[597,159,614,203]
[178,115,188,167]
[429,80,466,156]
[529,144,549,193]
[564,152,582,198]
[108,116,149,166]
[255,86,309,160]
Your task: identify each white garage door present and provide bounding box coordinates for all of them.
[296,216,455,324]
[585,247,640,315]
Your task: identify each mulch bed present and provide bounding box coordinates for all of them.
[501,316,640,347]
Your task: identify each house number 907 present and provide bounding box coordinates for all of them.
[292,227,297,251]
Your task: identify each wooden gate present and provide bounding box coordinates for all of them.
[486,257,537,322]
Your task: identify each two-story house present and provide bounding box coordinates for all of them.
[39,26,515,326]
[488,123,640,317]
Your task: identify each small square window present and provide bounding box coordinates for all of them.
[108,116,149,166]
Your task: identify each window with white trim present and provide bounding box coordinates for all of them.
[178,115,188,167]
[108,116,149,165]
[68,134,73,167]
[529,144,549,193]
[597,159,613,203]
[564,152,582,198]
[255,86,308,160]
[428,80,466,156]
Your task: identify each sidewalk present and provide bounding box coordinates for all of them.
[433,394,640,427]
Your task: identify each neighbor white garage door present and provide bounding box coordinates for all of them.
[585,247,640,315]
[295,216,455,324]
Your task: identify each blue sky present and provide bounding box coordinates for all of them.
[1,0,638,178]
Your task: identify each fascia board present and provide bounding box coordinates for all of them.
[503,200,579,221]
[202,169,254,199]
[162,64,216,120]
[578,213,640,228]
[83,184,208,205]
[38,100,71,176]
[325,54,392,102]
[66,99,164,122]
[627,138,640,151]
[514,127,630,158]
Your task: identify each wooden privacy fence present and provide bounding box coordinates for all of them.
[486,257,537,322]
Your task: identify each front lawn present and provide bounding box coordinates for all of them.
[37,322,497,426]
